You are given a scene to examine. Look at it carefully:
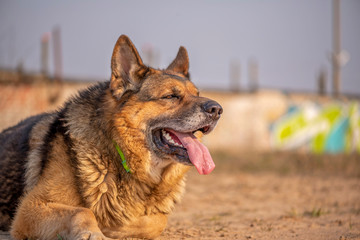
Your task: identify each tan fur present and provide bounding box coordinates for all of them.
[12,135,90,239]
[12,120,190,239]
[5,35,222,240]
[24,114,56,192]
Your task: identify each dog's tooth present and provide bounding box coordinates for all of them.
[161,130,183,147]
[162,130,169,139]
[164,134,171,142]
[165,133,171,141]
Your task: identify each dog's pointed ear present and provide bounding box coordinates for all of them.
[110,35,147,99]
[167,46,189,78]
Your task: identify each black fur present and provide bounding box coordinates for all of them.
[39,112,64,176]
[0,114,48,230]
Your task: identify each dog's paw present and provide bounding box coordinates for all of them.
[77,231,111,240]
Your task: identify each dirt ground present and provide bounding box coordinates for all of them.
[1,155,358,240]
[159,152,360,240]
[0,155,359,240]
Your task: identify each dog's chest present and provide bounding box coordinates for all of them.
[85,170,186,227]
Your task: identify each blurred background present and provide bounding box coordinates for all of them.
[0,0,359,154]
[0,0,359,93]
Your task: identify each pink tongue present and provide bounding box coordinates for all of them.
[169,130,215,175]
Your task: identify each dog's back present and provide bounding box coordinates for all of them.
[0,114,49,230]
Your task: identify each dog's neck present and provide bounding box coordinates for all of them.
[113,140,131,173]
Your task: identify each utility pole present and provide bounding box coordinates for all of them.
[142,43,160,68]
[248,59,259,93]
[230,60,241,93]
[41,33,50,78]
[53,26,63,82]
[318,68,327,96]
[332,0,341,97]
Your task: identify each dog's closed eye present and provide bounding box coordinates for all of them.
[161,94,180,100]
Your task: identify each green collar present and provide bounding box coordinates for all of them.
[113,141,131,173]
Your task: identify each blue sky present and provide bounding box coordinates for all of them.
[0,0,359,94]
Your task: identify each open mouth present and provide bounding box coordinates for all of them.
[152,127,215,175]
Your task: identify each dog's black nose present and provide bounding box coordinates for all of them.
[202,100,223,120]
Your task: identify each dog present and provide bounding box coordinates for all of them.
[0,35,222,239]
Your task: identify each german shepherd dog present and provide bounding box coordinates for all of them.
[0,35,222,239]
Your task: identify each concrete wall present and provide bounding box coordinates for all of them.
[202,90,360,153]
[1,83,359,153]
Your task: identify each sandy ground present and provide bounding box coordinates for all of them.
[159,152,360,240]
[0,156,359,240]
[161,170,360,240]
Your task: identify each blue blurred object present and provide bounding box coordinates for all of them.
[325,117,350,153]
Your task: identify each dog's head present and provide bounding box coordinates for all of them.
[110,35,222,181]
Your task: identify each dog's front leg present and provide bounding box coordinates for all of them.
[11,194,113,240]
[102,213,167,240]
